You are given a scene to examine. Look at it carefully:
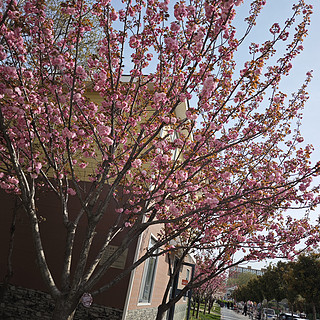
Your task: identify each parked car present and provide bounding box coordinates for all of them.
[279,313,306,320]
[261,308,277,320]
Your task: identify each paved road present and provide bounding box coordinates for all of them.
[221,308,251,320]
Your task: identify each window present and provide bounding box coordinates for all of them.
[138,237,158,303]
[183,268,190,301]
[186,268,190,281]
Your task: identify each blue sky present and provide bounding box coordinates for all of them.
[234,0,320,269]
[235,0,320,162]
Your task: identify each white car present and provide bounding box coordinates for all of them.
[261,308,277,320]
[279,313,306,320]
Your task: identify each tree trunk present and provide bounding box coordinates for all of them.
[155,303,168,320]
[312,302,317,320]
[192,298,196,316]
[208,298,213,314]
[0,199,18,302]
[51,298,77,320]
[196,298,200,319]
[203,297,207,314]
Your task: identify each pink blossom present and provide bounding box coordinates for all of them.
[206,197,219,207]
[164,37,179,52]
[73,93,82,102]
[79,162,88,169]
[185,110,197,120]
[204,2,214,20]
[270,23,281,34]
[162,116,170,124]
[176,170,188,182]
[3,67,18,80]
[173,138,184,148]
[67,188,76,196]
[159,2,168,12]
[76,66,87,79]
[254,67,263,76]
[234,0,243,6]
[174,3,187,20]
[110,10,118,21]
[194,29,205,42]
[153,92,167,105]
[170,22,180,32]
[7,176,19,185]
[96,124,111,136]
[201,76,217,100]
[102,137,113,145]
[62,127,76,139]
[187,5,196,16]
[35,162,42,174]
[280,31,289,41]
[169,204,179,215]
[52,56,65,67]
[129,36,139,49]
[273,96,281,103]
[30,173,38,179]
[132,159,142,168]
[115,101,130,112]
[0,47,7,60]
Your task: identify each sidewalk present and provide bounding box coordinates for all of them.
[221,307,252,320]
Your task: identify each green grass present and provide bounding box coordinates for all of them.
[189,304,221,320]
[189,312,221,320]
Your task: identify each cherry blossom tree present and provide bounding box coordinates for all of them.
[0,0,319,319]
[188,258,228,317]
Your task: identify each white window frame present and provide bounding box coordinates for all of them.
[183,268,191,301]
[138,235,159,304]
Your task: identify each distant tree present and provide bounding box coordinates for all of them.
[191,261,227,316]
[258,263,289,305]
[233,256,320,318]
[232,276,263,303]
[287,254,320,320]
[232,262,290,305]
[269,262,290,304]
[227,270,258,288]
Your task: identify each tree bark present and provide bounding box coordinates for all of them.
[312,302,317,320]
[203,297,207,314]
[192,298,196,316]
[155,304,168,320]
[51,297,77,320]
[0,197,18,301]
[208,297,213,314]
[196,298,200,318]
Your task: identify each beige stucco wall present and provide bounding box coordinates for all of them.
[124,224,192,320]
